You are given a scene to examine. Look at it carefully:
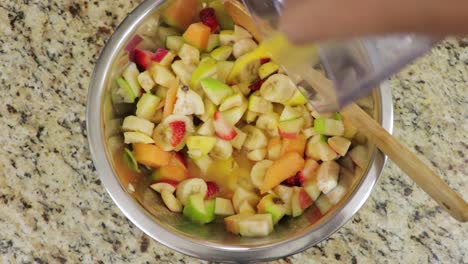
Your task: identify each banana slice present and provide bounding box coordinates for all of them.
[242,125,268,151]
[210,139,233,160]
[150,182,176,194]
[260,74,296,103]
[233,39,258,59]
[173,86,205,116]
[161,190,183,212]
[176,178,208,206]
[247,148,267,161]
[256,112,280,137]
[153,114,194,151]
[250,160,274,188]
[122,115,155,136]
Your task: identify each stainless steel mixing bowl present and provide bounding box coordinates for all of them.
[86,0,393,262]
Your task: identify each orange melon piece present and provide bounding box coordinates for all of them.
[132,143,171,168]
[267,136,282,160]
[156,165,188,182]
[260,152,305,193]
[183,23,211,50]
[281,133,306,156]
[163,78,179,118]
[162,0,198,30]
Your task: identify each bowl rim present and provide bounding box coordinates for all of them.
[86,0,393,262]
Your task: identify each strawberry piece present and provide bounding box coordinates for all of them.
[134,48,154,70]
[125,34,143,61]
[260,58,271,64]
[249,79,265,91]
[199,8,220,33]
[153,48,169,63]
[168,121,186,147]
[205,181,219,199]
[283,173,305,187]
[200,8,216,20]
[213,111,237,140]
[278,129,298,139]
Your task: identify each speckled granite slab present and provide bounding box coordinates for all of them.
[0,1,466,263]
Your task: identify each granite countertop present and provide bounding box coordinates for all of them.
[0,1,466,263]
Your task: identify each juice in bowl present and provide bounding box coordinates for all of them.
[89,0,392,261]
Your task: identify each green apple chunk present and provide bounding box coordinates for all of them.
[211,46,233,61]
[219,93,244,111]
[257,194,287,224]
[190,59,218,90]
[219,30,236,46]
[136,93,161,120]
[112,77,137,104]
[314,118,345,136]
[200,77,233,105]
[166,35,185,52]
[179,43,200,65]
[122,62,142,98]
[158,27,179,43]
[186,136,217,155]
[206,34,220,52]
[280,106,303,122]
[183,194,216,224]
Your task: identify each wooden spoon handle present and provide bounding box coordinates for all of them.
[341,103,468,222]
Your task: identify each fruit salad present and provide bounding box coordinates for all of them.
[112,0,370,237]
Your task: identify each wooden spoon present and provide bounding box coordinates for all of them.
[225,0,468,222]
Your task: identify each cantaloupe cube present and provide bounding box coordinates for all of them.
[132,143,171,168]
[162,0,198,30]
[260,152,305,193]
[183,23,211,50]
[281,133,306,156]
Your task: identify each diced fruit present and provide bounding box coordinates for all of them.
[183,22,211,50]
[150,182,176,194]
[134,49,153,70]
[125,34,143,61]
[285,88,308,106]
[353,131,368,145]
[232,187,260,212]
[219,93,244,111]
[153,48,176,66]
[161,190,183,212]
[156,86,169,99]
[133,143,170,167]
[171,60,196,86]
[234,25,252,39]
[315,194,333,214]
[219,30,236,46]
[210,46,233,61]
[213,111,237,140]
[138,71,156,92]
[343,118,358,139]
[306,141,338,161]
[257,194,287,224]
[210,139,233,160]
[122,115,155,136]
[216,60,234,83]
[256,112,279,137]
[349,145,369,168]
[168,121,186,147]
[162,0,198,30]
[206,34,220,52]
[225,214,249,235]
[260,74,296,103]
[178,44,200,65]
[261,152,305,193]
[326,183,348,205]
[249,79,265,91]
[232,82,250,96]
[215,197,235,215]
[163,80,179,118]
[205,181,219,199]
[316,161,340,194]
[173,86,205,115]
[227,48,266,84]
[328,136,351,156]
[258,61,279,80]
[300,159,320,180]
[122,62,142,97]
[238,200,256,214]
[124,132,155,144]
[291,187,313,217]
[303,127,316,139]
[153,115,194,151]
[283,173,305,187]
[172,152,188,169]
[233,38,258,58]
[192,154,213,174]
[273,185,294,215]
[244,110,258,123]
[314,118,345,136]
[112,77,136,104]
[310,134,328,143]
[199,7,220,33]
[281,133,306,156]
[238,214,274,237]
[338,155,355,172]
[242,125,268,151]
[250,160,274,189]
[149,63,176,88]
[303,179,321,201]
[248,95,273,114]
[123,148,139,172]
[186,136,217,155]
[247,148,267,161]
[152,165,188,182]
[158,27,179,43]
[201,77,233,105]
[280,106,303,122]
[208,1,234,29]
[231,127,247,150]
[197,120,215,136]
[136,94,161,120]
[199,96,217,122]
[267,137,282,160]
[278,117,304,138]
[176,178,208,205]
[166,35,185,52]
[183,194,216,224]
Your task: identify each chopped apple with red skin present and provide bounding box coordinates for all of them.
[137,71,156,92]
[220,103,247,125]
[328,136,351,156]
[349,145,369,169]
[178,44,200,65]
[200,77,233,105]
[232,187,260,213]
[161,190,183,212]
[238,214,274,237]
[153,48,176,66]
[315,194,333,215]
[214,111,237,140]
[122,62,142,97]
[231,127,247,150]
[291,187,313,217]
[300,159,320,180]
[134,48,154,70]
[306,141,338,161]
[314,118,345,136]
[149,63,176,88]
[238,200,256,214]
[150,182,176,194]
[224,213,253,235]
[316,161,340,194]
[176,178,208,206]
[215,197,235,215]
[273,185,293,215]
[303,179,321,201]
[257,194,287,224]
[242,125,268,151]
[278,117,304,138]
[183,194,216,224]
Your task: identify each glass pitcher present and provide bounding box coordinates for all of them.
[242,0,437,112]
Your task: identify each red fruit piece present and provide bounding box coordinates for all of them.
[283,173,305,187]
[260,58,271,64]
[200,8,215,20]
[153,48,169,63]
[213,111,237,140]
[306,205,323,225]
[134,48,154,70]
[278,129,298,139]
[298,189,313,210]
[199,8,220,33]
[205,181,219,199]
[125,34,143,61]
[168,121,186,147]
[249,79,265,91]
[173,152,188,168]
